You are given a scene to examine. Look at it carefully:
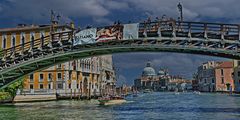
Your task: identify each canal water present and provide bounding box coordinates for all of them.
[1,92,240,120]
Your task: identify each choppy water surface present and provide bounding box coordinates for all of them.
[1,92,240,120]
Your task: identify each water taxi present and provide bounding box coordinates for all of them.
[98,96,126,105]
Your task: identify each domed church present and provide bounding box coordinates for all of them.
[134,61,170,91]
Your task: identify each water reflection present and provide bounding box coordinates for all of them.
[0,92,240,120]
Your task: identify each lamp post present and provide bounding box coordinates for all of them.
[177,2,183,22]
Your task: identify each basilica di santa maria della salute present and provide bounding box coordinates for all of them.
[134,61,171,91]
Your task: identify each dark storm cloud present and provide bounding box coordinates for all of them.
[1,0,240,25]
[125,0,240,23]
[0,0,129,24]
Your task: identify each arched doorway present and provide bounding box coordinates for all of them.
[83,78,88,97]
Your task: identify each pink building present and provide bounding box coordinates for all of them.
[215,61,234,92]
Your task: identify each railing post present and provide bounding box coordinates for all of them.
[157,21,161,37]
[58,32,63,48]
[143,22,148,38]
[221,24,225,40]
[172,20,176,38]
[204,23,208,39]
[188,23,192,38]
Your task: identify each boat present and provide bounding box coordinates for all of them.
[98,96,126,105]
[193,91,201,95]
[143,89,152,93]
[174,88,180,95]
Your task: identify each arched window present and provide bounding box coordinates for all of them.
[30,32,35,47]
[11,34,16,47]
[2,35,6,49]
[21,33,25,46]
[40,31,45,47]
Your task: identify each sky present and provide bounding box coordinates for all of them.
[0,0,239,85]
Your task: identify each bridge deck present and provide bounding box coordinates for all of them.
[0,20,240,88]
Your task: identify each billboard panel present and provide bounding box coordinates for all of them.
[123,23,139,39]
[74,28,97,45]
[96,25,123,42]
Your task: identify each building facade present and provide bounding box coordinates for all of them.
[233,60,240,92]
[167,76,192,91]
[197,61,218,92]
[0,24,116,97]
[197,61,234,92]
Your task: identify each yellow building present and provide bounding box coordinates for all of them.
[0,24,116,98]
[0,24,73,90]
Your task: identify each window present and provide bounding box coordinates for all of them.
[21,32,25,45]
[72,61,76,70]
[30,32,35,47]
[48,84,51,89]
[30,74,34,82]
[58,84,63,89]
[48,73,52,81]
[57,73,62,80]
[203,66,207,70]
[212,78,215,83]
[30,84,34,89]
[57,64,61,69]
[238,71,240,77]
[204,79,207,83]
[39,73,44,82]
[2,35,6,49]
[221,77,224,84]
[221,69,224,76]
[11,34,16,47]
[40,84,44,89]
[21,36,25,47]
[69,71,72,80]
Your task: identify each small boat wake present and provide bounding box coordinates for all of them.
[98,96,126,106]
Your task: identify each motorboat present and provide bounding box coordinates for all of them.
[193,91,201,95]
[143,89,152,93]
[98,96,126,105]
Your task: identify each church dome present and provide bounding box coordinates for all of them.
[142,62,156,76]
[158,69,165,75]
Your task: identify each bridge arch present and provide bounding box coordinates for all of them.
[1,20,240,88]
[0,38,240,89]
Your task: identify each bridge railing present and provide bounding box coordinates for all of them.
[0,31,73,68]
[0,20,240,71]
[137,20,240,40]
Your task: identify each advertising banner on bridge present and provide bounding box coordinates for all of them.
[123,23,139,40]
[74,28,97,45]
[96,25,123,42]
